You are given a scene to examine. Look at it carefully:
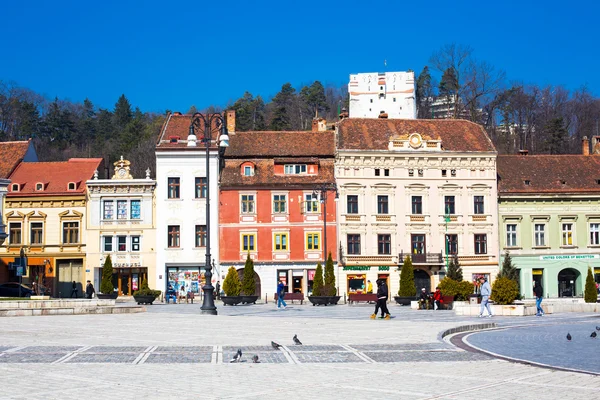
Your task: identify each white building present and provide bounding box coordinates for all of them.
[335,117,500,297]
[348,71,416,119]
[155,112,231,296]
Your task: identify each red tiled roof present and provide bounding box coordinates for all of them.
[220,159,335,188]
[156,113,222,149]
[7,158,104,197]
[337,118,496,152]
[225,131,335,158]
[0,140,32,179]
[498,155,600,194]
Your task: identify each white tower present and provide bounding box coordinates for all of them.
[348,71,416,119]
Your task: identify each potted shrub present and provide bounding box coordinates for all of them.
[221,266,242,306]
[132,277,161,305]
[241,254,259,304]
[394,256,416,305]
[323,252,340,305]
[490,277,519,305]
[97,255,118,299]
[584,267,597,303]
[439,277,475,301]
[308,263,329,306]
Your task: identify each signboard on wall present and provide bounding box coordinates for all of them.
[539,254,599,261]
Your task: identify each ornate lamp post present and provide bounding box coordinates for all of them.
[189,113,230,315]
[312,183,339,267]
[444,205,451,270]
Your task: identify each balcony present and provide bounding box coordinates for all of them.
[398,251,443,264]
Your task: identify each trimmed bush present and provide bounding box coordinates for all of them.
[323,252,336,296]
[133,277,161,298]
[312,263,324,296]
[398,256,416,297]
[100,255,114,294]
[223,266,241,296]
[498,250,519,282]
[584,267,597,303]
[490,276,519,305]
[241,253,256,295]
[446,255,463,281]
[438,277,474,301]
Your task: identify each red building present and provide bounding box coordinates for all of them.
[219,121,337,298]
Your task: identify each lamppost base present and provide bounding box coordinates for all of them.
[200,286,218,315]
[200,308,218,315]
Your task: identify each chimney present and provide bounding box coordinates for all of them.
[312,118,319,132]
[339,107,349,121]
[312,118,327,132]
[518,149,529,156]
[378,111,389,119]
[582,136,590,155]
[226,110,236,134]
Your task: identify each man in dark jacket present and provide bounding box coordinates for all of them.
[534,281,544,316]
[370,279,391,320]
[85,280,95,299]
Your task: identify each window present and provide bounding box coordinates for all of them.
[562,223,573,246]
[474,234,487,254]
[418,169,423,177]
[11,183,19,192]
[195,225,206,247]
[408,169,414,177]
[377,234,391,255]
[506,224,517,247]
[130,200,141,219]
[68,182,76,190]
[195,177,207,199]
[347,195,358,214]
[131,236,140,252]
[242,233,256,251]
[474,196,484,214]
[442,170,447,177]
[35,183,43,191]
[375,169,380,176]
[534,224,546,247]
[9,223,21,245]
[377,195,389,214]
[103,200,114,220]
[103,236,113,252]
[446,234,458,255]
[591,223,600,245]
[243,166,254,176]
[30,222,43,245]
[117,200,127,219]
[284,164,307,175]
[444,196,455,215]
[274,233,288,251]
[347,234,361,255]
[167,225,180,248]
[411,234,425,254]
[241,195,255,214]
[63,222,79,244]
[451,170,456,177]
[305,194,319,213]
[306,233,320,250]
[384,169,390,176]
[411,196,422,215]
[168,177,180,199]
[117,236,127,251]
[273,195,287,213]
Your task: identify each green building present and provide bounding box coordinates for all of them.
[498,147,600,299]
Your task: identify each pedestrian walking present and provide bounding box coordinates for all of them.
[70,281,78,298]
[371,279,391,319]
[85,280,95,299]
[277,279,287,309]
[215,281,221,300]
[479,277,493,317]
[534,281,544,316]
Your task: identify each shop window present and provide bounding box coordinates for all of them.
[9,222,22,245]
[306,233,320,250]
[347,274,366,294]
[30,222,43,245]
[168,225,180,248]
[195,177,207,198]
[62,222,79,244]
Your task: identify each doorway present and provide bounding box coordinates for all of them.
[414,269,431,293]
[292,276,303,293]
[57,259,83,298]
[558,268,580,297]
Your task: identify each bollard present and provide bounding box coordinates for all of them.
[344,293,346,304]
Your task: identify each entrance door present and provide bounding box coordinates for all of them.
[558,268,579,297]
[120,273,130,295]
[57,260,82,298]
[293,277,303,293]
[414,269,431,293]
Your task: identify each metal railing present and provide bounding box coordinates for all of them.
[398,251,443,264]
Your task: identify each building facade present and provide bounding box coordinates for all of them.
[219,124,337,298]
[348,71,416,119]
[498,142,600,298]
[155,112,230,295]
[0,158,103,296]
[336,117,499,297]
[86,157,156,294]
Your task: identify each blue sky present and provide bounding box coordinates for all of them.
[1,0,598,113]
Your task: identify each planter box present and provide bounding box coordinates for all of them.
[241,295,259,304]
[394,296,413,306]
[328,296,341,305]
[221,296,242,306]
[133,295,157,305]
[308,296,330,306]
[97,293,118,300]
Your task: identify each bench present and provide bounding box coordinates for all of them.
[275,292,304,305]
[439,295,454,310]
[348,293,378,304]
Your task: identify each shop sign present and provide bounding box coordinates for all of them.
[539,254,599,261]
[532,269,543,275]
[378,266,390,271]
[343,266,391,271]
[595,268,600,274]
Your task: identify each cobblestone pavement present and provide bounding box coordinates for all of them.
[0,302,599,399]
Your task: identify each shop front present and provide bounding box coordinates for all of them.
[167,266,204,295]
[110,267,148,296]
[341,266,395,297]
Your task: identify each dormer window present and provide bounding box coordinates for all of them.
[11,183,19,192]
[524,180,531,186]
[284,164,307,175]
[243,166,254,176]
[67,182,76,191]
[169,136,180,143]
[35,183,44,191]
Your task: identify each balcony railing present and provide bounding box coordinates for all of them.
[398,251,443,264]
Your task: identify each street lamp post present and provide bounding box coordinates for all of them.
[444,205,451,270]
[312,183,339,268]
[189,112,230,315]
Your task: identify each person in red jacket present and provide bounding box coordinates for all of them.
[433,287,442,310]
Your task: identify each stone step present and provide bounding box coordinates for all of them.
[0,305,145,317]
[0,299,115,309]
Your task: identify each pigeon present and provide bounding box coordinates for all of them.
[293,334,302,345]
[229,348,242,363]
[252,354,260,363]
[591,331,597,338]
[566,333,572,341]
[596,326,600,331]
[271,341,282,349]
